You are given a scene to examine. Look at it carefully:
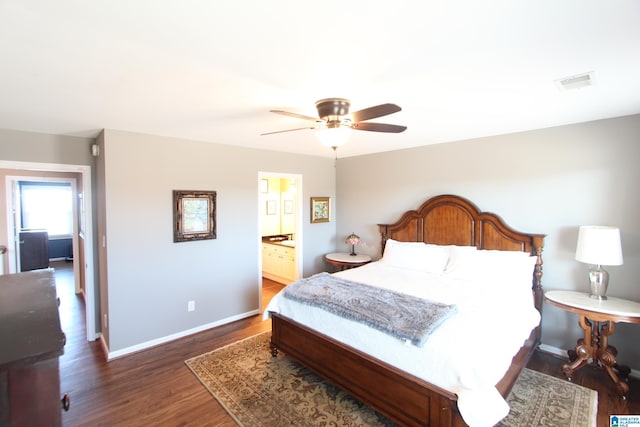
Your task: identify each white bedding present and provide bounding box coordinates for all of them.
[264,248,540,427]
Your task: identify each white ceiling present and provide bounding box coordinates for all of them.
[1,1,639,158]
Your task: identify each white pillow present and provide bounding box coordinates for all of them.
[381,239,449,273]
[445,248,537,293]
[443,245,478,275]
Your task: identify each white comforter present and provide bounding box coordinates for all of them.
[264,261,540,427]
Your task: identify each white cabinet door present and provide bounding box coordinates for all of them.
[262,243,296,284]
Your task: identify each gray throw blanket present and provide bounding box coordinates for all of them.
[283,272,457,347]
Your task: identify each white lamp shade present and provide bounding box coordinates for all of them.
[315,127,351,147]
[575,226,623,266]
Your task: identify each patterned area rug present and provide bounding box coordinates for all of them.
[185,332,597,427]
[497,367,597,427]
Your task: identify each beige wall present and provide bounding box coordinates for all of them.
[98,130,335,354]
[336,114,640,370]
[0,128,94,165]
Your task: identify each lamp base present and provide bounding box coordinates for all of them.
[588,265,609,300]
[349,245,357,256]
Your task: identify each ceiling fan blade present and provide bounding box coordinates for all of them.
[260,126,316,136]
[270,110,320,122]
[351,122,407,133]
[350,103,401,122]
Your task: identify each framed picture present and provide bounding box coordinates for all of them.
[260,179,268,193]
[266,199,277,215]
[310,197,331,223]
[284,199,294,214]
[173,190,217,242]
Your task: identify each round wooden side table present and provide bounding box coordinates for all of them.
[325,252,372,271]
[545,290,640,398]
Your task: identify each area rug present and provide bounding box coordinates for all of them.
[496,367,597,427]
[185,332,597,427]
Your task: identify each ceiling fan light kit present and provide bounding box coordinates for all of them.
[262,97,406,149]
[315,127,352,148]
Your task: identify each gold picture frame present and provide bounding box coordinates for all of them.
[310,197,331,223]
[173,190,217,242]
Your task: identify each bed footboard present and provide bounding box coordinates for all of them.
[270,313,467,427]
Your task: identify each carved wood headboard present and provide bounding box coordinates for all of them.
[379,195,544,252]
[378,194,546,337]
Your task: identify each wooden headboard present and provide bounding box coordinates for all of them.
[378,194,546,339]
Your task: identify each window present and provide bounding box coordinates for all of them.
[20,181,73,236]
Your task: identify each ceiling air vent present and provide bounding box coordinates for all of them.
[555,71,595,91]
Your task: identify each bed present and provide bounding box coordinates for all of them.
[266,194,545,427]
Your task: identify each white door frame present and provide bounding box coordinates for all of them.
[1,160,97,341]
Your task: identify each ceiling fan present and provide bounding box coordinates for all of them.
[261,98,407,148]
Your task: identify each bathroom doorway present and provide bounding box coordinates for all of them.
[258,172,302,286]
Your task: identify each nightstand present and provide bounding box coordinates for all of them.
[325,252,372,271]
[545,290,640,397]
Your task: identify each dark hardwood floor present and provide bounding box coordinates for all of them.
[52,261,639,427]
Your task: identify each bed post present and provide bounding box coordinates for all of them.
[532,236,544,342]
[379,226,389,254]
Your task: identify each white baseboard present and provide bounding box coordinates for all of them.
[104,309,261,361]
[537,343,640,379]
[537,343,568,358]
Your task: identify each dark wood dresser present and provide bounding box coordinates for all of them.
[0,269,67,427]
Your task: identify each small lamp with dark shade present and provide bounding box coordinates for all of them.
[575,225,623,300]
[345,232,361,256]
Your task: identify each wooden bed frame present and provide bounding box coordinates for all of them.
[270,194,545,427]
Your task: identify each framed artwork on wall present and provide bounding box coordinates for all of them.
[173,190,217,242]
[266,199,277,215]
[284,200,294,214]
[310,197,330,223]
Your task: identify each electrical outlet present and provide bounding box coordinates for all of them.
[188,300,195,312]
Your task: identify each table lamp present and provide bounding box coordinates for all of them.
[345,232,361,256]
[575,225,623,300]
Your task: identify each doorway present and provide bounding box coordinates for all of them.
[13,179,77,273]
[258,172,302,286]
[1,160,97,341]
